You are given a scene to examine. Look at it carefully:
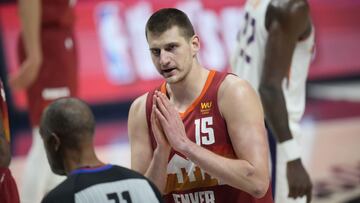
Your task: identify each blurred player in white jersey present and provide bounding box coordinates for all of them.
[231,0,314,202]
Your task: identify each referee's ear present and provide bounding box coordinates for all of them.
[49,132,61,152]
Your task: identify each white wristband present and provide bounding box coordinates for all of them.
[278,139,301,162]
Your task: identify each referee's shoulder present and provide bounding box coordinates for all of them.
[41,181,72,203]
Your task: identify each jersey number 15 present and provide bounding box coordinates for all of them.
[195,117,215,146]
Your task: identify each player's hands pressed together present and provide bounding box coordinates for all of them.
[151,94,171,154]
[287,159,313,203]
[153,91,191,153]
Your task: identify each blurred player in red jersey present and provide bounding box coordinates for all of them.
[128,8,273,203]
[0,79,20,203]
[9,0,78,202]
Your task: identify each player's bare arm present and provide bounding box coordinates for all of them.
[10,0,42,90]
[153,75,270,198]
[259,0,312,202]
[128,94,170,193]
[261,0,311,142]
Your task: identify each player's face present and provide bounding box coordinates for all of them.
[147,26,199,84]
[40,128,66,175]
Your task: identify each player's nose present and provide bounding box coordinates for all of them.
[159,51,171,67]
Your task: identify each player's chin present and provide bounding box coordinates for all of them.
[164,73,184,84]
[165,76,181,84]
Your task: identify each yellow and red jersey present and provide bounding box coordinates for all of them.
[146,70,273,203]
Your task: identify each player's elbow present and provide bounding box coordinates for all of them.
[244,167,270,198]
[251,180,269,198]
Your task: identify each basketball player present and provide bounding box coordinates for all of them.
[0,79,20,203]
[40,98,163,203]
[231,0,314,202]
[128,8,273,202]
[10,0,78,202]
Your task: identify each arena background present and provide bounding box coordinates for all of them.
[0,0,359,202]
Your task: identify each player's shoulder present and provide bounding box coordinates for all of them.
[217,74,260,117]
[128,92,150,137]
[270,0,309,14]
[129,93,148,118]
[266,0,311,37]
[220,74,254,92]
[130,93,148,110]
[269,0,309,22]
[219,74,255,101]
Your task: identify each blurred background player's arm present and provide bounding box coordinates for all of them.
[0,109,10,168]
[258,0,312,201]
[9,0,42,90]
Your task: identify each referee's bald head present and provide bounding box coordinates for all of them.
[40,97,95,149]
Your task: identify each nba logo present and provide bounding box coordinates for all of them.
[95,2,135,84]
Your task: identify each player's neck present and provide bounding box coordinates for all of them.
[166,65,209,112]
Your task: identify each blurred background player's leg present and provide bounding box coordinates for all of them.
[11,0,78,200]
[18,29,78,203]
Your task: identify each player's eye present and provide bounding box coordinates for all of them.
[165,44,177,52]
[150,49,160,57]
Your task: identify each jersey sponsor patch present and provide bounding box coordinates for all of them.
[200,101,212,115]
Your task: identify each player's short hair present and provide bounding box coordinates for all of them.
[145,8,195,40]
[40,98,95,149]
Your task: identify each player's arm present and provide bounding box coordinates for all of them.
[260,0,311,144]
[128,94,170,194]
[153,78,270,198]
[259,0,312,201]
[10,0,42,90]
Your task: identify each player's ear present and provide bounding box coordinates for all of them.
[190,35,200,56]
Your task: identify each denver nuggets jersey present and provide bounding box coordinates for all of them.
[146,70,273,203]
[231,0,315,123]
